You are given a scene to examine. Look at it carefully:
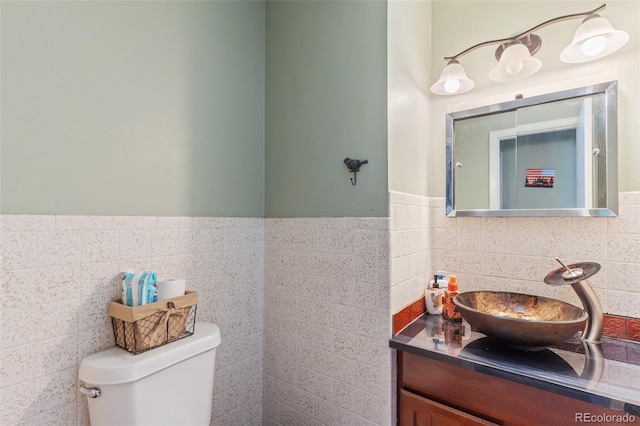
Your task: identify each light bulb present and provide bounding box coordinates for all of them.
[506,60,523,75]
[444,79,461,94]
[581,35,606,56]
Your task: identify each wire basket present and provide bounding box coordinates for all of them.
[109,291,198,354]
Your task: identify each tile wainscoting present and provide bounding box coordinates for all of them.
[0,215,264,426]
[263,218,393,426]
[2,191,638,426]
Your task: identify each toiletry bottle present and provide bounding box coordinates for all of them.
[443,274,462,320]
[425,274,445,315]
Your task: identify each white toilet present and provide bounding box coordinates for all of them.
[79,321,221,426]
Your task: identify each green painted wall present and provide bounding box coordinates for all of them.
[265,0,388,217]
[1,1,265,216]
[2,0,389,218]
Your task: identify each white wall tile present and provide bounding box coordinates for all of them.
[31,368,77,417]
[156,216,193,229]
[28,401,77,426]
[34,300,79,340]
[353,387,379,422]
[80,262,119,297]
[2,232,37,270]
[55,215,112,231]
[609,205,640,234]
[149,255,188,279]
[112,216,157,230]
[1,344,34,388]
[118,229,153,260]
[1,269,36,310]
[607,262,640,292]
[194,227,227,254]
[151,228,193,257]
[481,217,511,254]
[0,214,264,425]
[570,228,608,261]
[1,215,55,232]
[333,230,355,254]
[609,233,640,263]
[0,382,37,424]
[346,217,388,230]
[618,191,640,205]
[32,335,78,379]
[78,326,115,361]
[608,290,640,317]
[264,217,392,426]
[355,255,379,283]
[0,307,36,349]
[313,396,335,425]
[457,251,483,275]
[36,231,83,267]
[34,266,82,303]
[193,217,225,228]
[354,361,379,391]
[456,218,482,253]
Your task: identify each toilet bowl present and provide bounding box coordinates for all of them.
[79,321,221,426]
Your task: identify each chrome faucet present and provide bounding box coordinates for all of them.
[544,258,603,343]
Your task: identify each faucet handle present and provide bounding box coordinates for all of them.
[544,261,600,286]
[555,257,583,279]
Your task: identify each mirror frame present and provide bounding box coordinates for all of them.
[446,81,618,217]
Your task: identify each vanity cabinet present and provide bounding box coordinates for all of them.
[397,351,634,426]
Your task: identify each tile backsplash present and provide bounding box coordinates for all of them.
[0,215,263,426]
[390,191,640,320]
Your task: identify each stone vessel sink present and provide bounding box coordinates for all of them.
[453,291,588,349]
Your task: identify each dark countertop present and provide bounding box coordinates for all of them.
[390,314,640,415]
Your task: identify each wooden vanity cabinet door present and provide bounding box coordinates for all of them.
[400,389,498,426]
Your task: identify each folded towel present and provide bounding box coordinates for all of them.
[122,272,158,306]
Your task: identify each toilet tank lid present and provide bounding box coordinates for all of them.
[79,321,221,385]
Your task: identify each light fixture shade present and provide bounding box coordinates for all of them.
[560,15,629,63]
[489,42,542,82]
[430,60,475,95]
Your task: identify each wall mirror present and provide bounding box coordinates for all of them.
[446,81,618,217]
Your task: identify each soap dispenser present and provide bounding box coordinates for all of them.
[443,274,462,320]
[425,273,445,315]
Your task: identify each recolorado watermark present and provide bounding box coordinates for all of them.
[575,412,636,423]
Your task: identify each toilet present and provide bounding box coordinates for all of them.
[79,321,221,426]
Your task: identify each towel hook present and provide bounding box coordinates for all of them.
[344,158,368,185]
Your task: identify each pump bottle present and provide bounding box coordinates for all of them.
[443,274,462,320]
[425,274,445,315]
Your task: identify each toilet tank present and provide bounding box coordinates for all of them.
[79,321,221,426]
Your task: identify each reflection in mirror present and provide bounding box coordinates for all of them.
[446,81,618,217]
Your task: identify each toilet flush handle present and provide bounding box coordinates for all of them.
[79,385,101,398]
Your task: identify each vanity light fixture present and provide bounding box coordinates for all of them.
[431,3,628,95]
